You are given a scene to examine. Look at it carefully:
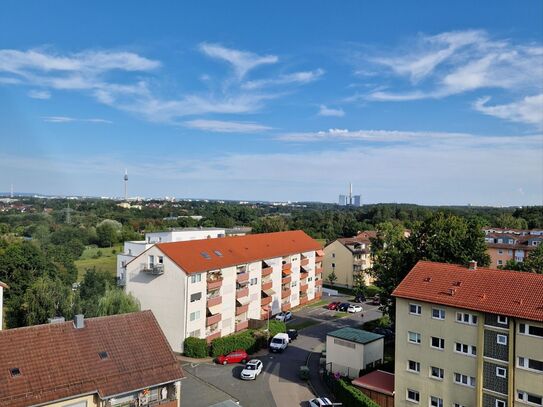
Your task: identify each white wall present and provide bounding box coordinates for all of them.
[146,229,225,243]
[326,335,384,378]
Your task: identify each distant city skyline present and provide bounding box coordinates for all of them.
[0,1,542,206]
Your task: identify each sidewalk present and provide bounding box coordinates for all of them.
[306,343,334,401]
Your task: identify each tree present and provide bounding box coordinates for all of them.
[252,216,289,234]
[495,213,528,229]
[523,244,543,273]
[327,270,338,287]
[96,220,122,247]
[353,272,366,297]
[79,268,116,317]
[97,288,140,316]
[22,276,73,326]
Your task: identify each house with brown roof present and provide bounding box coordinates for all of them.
[124,230,323,352]
[0,311,184,407]
[0,281,7,330]
[392,260,543,407]
[483,229,542,268]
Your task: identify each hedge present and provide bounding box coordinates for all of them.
[210,330,259,357]
[183,337,208,358]
[326,375,379,407]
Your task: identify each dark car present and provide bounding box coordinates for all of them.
[354,294,366,303]
[371,295,381,305]
[327,301,341,310]
[287,328,298,341]
[373,327,395,340]
[338,302,350,312]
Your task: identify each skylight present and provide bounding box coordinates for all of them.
[98,351,109,360]
[9,368,21,377]
[214,250,223,257]
[201,252,211,259]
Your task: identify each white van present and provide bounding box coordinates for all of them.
[269,333,289,352]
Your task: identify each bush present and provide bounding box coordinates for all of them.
[268,320,286,337]
[210,330,258,357]
[184,337,208,358]
[364,285,381,297]
[326,375,379,407]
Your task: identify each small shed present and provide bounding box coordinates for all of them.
[352,370,395,407]
[325,327,384,378]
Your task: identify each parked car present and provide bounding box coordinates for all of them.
[354,294,366,303]
[347,304,363,313]
[308,397,334,406]
[287,328,298,341]
[371,295,381,305]
[275,311,293,322]
[216,349,248,365]
[240,359,263,380]
[327,301,341,310]
[373,327,395,340]
[338,302,350,312]
[269,332,290,352]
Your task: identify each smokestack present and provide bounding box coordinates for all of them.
[73,314,85,329]
[468,260,477,270]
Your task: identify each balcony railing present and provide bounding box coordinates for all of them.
[315,267,323,274]
[300,271,309,279]
[260,308,271,320]
[236,303,249,315]
[235,320,249,332]
[315,279,323,286]
[281,275,291,285]
[237,272,249,283]
[261,280,273,291]
[140,263,164,275]
[282,262,292,270]
[261,296,272,306]
[262,266,273,277]
[281,288,291,299]
[300,284,308,292]
[207,277,223,290]
[315,256,324,263]
[281,303,291,312]
[206,313,221,326]
[206,330,220,343]
[207,295,222,307]
[299,296,308,305]
[300,258,310,266]
[236,286,249,298]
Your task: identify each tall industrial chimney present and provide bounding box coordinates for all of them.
[124,169,128,201]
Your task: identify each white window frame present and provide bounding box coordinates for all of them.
[456,312,478,325]
[519,323,543,338]
[495,400,506,407]
[429,366,444,380]
[407,360,420,373]
[517,390,543,406]
[189,310,200,321]
[430,396,443,407]
[496,366,507,378]
[191,274,202,283]
[497,315,508,325]
[430,336,445,350]
[409,303,422,315]
[406,389,420,403]
[497,260,503,266]
[518,357,543,373]
[408,331,421,344]
[432,308,445,320]
[454,373,476,387]
[497,334,508,345]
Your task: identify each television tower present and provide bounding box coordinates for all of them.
[124,169,128,201]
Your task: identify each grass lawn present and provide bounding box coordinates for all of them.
[288,319,320,331]
[306,299,329,308]
[331,311,349,319]
[75,245,122,281]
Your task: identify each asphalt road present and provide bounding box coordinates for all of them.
[180,295,382,407]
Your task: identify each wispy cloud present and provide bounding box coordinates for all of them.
[184,119,272,133]
[199,43,278,80]
[242,69,324,89]
[28,89,51,99]
[473,94,543,128]
[318,105,345,117]
[43,116,112,124]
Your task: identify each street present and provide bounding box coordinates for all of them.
[180,295,382,407]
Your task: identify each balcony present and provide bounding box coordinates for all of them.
[236,303,249,315]
[282,262,292,271]
[261,308,271,320]
[300,258,310,267]
[236,286,249,298]
[300,284,308,292]
[281,288,291,299]
[207,295,222,307]
[315,279,323,286]
[281,303,291,312]
[261,280,273,291]
[237,272,249,283]
[262,266,273,277]
[315,267,323,274]
[281,275,292,285]
[315,256,324,263]
[207,277,223,290]
[261,296,272,306]
[140,263,164,276]
[206,313,221,326]
[299,296,308,305]
[300,271,309,279]
[206,330,220,343]
[235,320,249,332]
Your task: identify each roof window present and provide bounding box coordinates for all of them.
[214,250,223,257]
[201,252,211,259]
[98,351,109,360]
[9,368,21,377]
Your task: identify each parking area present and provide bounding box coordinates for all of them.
[291,295,382,323]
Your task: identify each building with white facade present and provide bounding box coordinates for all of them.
[124,230,323,353]
[0,281,7,330]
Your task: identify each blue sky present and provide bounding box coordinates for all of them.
[1,1,542,205]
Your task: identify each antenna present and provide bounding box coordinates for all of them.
[124,169,128,201]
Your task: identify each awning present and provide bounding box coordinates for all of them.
[282,269,292,276]
[237,296,250,306]
[316,249,325,256]
[263,288,276,296]
[208,305,221,315]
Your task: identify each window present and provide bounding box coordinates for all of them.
[517,391,543,406]
[189,310,200,321]
[407,389,420,403]
[214,250,223,257]
[497,334,508,345]
[332,253,335,258]
[409,303,422,315]
[454,373,476,387]
[496,366,507,378]
[518,357,543,372]
[190,292,202,302]
[508,249,513,255]
[158,256,164,264]
[291,281,297,287]
[519,323,543,338]
[432,308,445,320]
[431,336,445,350]
[430,396,443,407]
[191,274,202,283]
[200,251,211,259]
[407,360,420,373]
[149,255,155,265]
[331,263,335,268]
[189,329,201,338]
[497,260,503,266]
[455,342,476,356]
[250,277,258,286]
[454,404,466,407]
[333,338,356,349]
[496,400,506,407]
[456,312,478,325]
[408,331,421,344]
[9,368,21,377]
[430,366,444,379]
[497,315,508,325]
[308,276,313,282]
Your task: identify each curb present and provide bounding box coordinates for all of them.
[181,364,240,403]
[305,350,318,397]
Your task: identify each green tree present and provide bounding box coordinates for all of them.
[353,272,366,297]
[96,220,122,247]
[79,268,116,317]
[495,213,528,229]
[252,216,289,233]
[97,288,140,316]
[22,276,73,326]
[327,270,338,287]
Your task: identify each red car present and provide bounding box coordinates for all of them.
[216,349,248,365]
[327,301,341,310]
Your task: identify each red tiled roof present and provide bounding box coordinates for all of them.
[0,311,184,407]
[156,230,322,274]
[352,370,394,396]
[392,261,543,322]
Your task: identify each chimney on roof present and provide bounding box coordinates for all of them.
[48,316,65,324]
[73,314,85,329]
[468,260,477,270]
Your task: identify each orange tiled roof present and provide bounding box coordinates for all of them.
[157,230,322,274]
[0,311,184,407]
[392,261,543,322]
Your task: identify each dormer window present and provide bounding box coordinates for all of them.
[98,351,109,360]
[201,252,211,259]
[9,368,21,377]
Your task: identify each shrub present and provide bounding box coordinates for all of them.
[364,285,381,297]
[210,330,258,357]
[267,320,287,337]
[184,337,208,358]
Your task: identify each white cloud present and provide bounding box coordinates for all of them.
[184,119,272,133]
[318,105,345,117]
[199,43,278,79]
[42,116,112,124]
[242,69,324,89]
[473,94,543,128]
[28,89,51,99]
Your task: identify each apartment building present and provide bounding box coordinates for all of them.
[0,281,7,330]
[323,231,376,288]
[393,260,543,407]
[483,228,542,268]
[0,311,184,407]
[124,230,323,353]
